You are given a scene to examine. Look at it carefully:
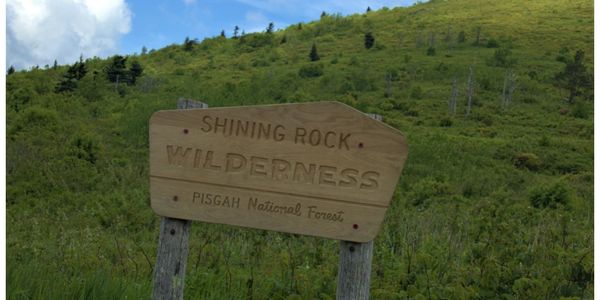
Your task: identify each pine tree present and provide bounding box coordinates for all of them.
[364,32,375,49]
[106,55,128,83]
[129,61,144,85]
[141,46,148,55]
[321,11,327,18]
[309,43,320,61]
[220,30,226,38]
[183,36,196,51]
[7,66,15,75]
[555,49,592,103]
[53,60,58,69]
[75,55,86,80]
[266,22,274,34]
[366,6,372,12]
[55,64,79,92]
[233,26,239,38]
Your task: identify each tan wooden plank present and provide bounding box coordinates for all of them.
[149,101,408,242]
[150,177,385,242]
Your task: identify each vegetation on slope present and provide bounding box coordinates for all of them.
[7,0,593,298]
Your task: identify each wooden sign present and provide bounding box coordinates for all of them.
[149,102,408,242]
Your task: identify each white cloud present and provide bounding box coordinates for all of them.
[7,0,132,69]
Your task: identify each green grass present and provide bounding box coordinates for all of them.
[6,0,593,298]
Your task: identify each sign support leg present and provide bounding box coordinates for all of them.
[152,217,191,300]
[336,240,373,300]
[152,99,207,300]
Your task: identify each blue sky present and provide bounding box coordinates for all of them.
[122,0,416,54]
[7,0,417,69]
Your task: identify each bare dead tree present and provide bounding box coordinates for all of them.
[445,26,453,49]
[429,32,436,48]
[449,76,459,114]
[445,26,452,43]
[398,32,404,48]
[385,72,393,98]
[465,66,475,117]
[416,32,424,48]
[502,70,518,107]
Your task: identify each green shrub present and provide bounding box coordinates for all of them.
[439,117,453,127]
[486,39,500,48]
[529,181,570,208]
[298,63,324,78]
[514,153,542,170]
[408,177,450,208]
[489,48,516,67]
[410,86,424,99]
[426,46,436,56]
[572,101,589,119]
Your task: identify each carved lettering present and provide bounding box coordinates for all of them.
[272,159,291,180]
[248,197,302,216]
[339,168,359,188]
[324,131,336,148]
[250,156,269,178]
[225,153,247,173]
[339,133,351,150]
[292,162,316,184]
[307,206,344,222]
[309,129,321,146]
[203,151,222,171]
[273,125,285,141]
[193,192,240,208]
[166,145,192,166]
[295,127,306,144]
[166,145,380,189]
[318,165,337,186]
[360,171,380,189]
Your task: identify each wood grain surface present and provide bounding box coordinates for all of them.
[149,101,408,242]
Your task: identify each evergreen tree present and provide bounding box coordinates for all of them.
[53,60,58,69]
[233,26,239,38]
[364,32,375,49]
[366,6,372,12]
[55,64,79,92]
[7,66,15,75]
[106,55,128,83]
[555,49,592,103]
[129,61,144,85]
[141,46,148,55]
[75,55,86,80]
[220,30,226,38]
[321,11,327,18]
[266,22,274,34]
[183,36,196,51]
[309,43,320,61]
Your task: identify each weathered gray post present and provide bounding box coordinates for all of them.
[152,99,207,300]
[337,241,374,299]
[336,113,381,300]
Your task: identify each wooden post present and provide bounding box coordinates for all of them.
[152,99,207,300]
[337,241,374,299]
[336,113,381,300]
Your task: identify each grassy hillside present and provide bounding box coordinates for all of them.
[6,0,594,298]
